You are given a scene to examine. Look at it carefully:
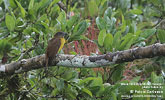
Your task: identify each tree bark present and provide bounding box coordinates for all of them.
[0,43,165,77]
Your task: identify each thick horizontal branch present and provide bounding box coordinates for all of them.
[0,43,165,77]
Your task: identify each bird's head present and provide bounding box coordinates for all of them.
[54,32,67,38]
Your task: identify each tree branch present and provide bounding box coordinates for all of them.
[57,1,67,12]
[0,43,165,77]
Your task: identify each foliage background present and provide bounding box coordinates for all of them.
[0,0,165,100]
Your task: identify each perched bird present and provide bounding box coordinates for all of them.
[45,32,67,68]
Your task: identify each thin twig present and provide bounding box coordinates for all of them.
[0,16,5,23]
[57,1,67,12]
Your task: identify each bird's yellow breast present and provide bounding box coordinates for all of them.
[58,38,65,53]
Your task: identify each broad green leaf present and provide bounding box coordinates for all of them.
[76,21,87,35]
[47,0,60,12]
[82,88,93,97]
[32,28,40,34]
[111,66,124,82]
[130,76,141,83]
[57,11,66,22]
[129,9,143,15]
[90,77,103,86]
[37,0,51,11]
[151,72,163,83]
[98,29,106,46]
[15,0,26,18]
[68,35,89,42]
[103,33,113,51]
[41,21,49,29]
[56,79,64,91]
[104,7,112,18]
[72,20,87,37]
[119,33,133,50]
[9,0,17,8]
[96,17,106,30]
[26,39,32,47]
[61,70,78,80]
[112,31,121,50]
[38,14,47,21]
[0,39,12,55]
[141,29,156,39]
[67,14,80,29]
[88,0,98,17]
[124,38,133,50]
[157,29,165,43]
[0,0,3,5]
[57,11,66,31]
[5,14,15,31]
[120,14,126,32]
[105,17,116,34]
[96,0,101,6]
[99,0,108,16]
[111,92,117,100]
[51,89,58,96]
[28,0,34,10]
[79,77,96,85]
[137,22,153,29]
[132,30,141,43]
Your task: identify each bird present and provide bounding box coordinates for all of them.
[45,32,67,68]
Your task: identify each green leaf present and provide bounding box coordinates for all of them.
[9,0,17,8]
[112,31,121,50]
[90,77,103,86]
[32,28,40,34]
[120,14,126,32]
[15,0,26,18]
[28,0,34,10]
[157,29,165,43]
[88,0,98,17]
[103,33,113,51]
[68,35,89,42]
[141,29,156,39]
[72,20,87,37]
[26,39,32,48]
[98,29,106,46]
[37,14,47,21]
[82,88,93,97]
[37,0,51,11]
[151,72,163,83]
[47,0,60,12]
[56,79,64,91]
[105,17,116,34]
[119,33,133,50]
[67,13,80,29]
[0,0,3,5]
[51,89,58,96]
[99,1,108,16]
[104,7,112,18]
[124,38,133,50]
[111,92,117,100]
[56,11,67,31]
[79,77,96,85]
[5,14,15,31]
[0,39,12,55]
[133,30,141,42]
[130,76,141,83]
[111,66,124,82]
[96,17,106,30]
[129,9,143,15]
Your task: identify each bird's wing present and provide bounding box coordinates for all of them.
[46,38,61,66]
[46,38,61,58]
